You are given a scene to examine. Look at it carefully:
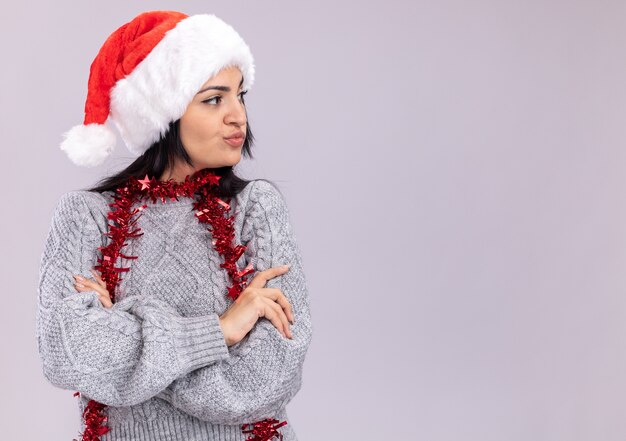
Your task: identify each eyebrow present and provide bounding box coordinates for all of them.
[196,75,244,95]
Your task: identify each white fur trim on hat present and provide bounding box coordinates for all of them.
[109,14,255,156]
[59,123,117,167]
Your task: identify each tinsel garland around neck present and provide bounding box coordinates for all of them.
[72,168,286,441]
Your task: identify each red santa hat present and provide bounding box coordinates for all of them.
[60,10,255,167]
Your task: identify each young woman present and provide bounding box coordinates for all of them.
[36,10,312,441]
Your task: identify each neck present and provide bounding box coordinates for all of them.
[159,164,199,183]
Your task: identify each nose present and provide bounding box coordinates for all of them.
[224,99,247,127]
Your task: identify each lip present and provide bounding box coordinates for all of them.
[224,131,245,139]
[223,135,245,147]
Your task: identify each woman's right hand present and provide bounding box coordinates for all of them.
[219,264,294,346]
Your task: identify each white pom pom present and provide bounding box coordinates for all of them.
[59,123,117,167]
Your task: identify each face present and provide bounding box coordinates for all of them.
[162,65,248,181]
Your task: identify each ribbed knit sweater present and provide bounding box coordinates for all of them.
[36,178,313,441]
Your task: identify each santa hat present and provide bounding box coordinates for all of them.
[60,10,255,167]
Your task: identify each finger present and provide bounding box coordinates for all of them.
[261,298,289,338]
[90,269,107,288]
[266,297,292,338]
[74,277,110,300]
[257,288,295,324]
[249,265,290,288]
[75,280,112,308]
[247,265,290,289]
[99,296,113,308]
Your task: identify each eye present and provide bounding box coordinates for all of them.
[201,91,248,106]
[202,95,222,105]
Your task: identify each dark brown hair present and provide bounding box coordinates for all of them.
[83,118,255,198]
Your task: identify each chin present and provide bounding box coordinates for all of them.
[223,152,243,167]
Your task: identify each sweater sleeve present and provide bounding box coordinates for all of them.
[35,190,230,407]
[154,180,314,425]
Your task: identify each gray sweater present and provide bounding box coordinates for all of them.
[36,179,313,441]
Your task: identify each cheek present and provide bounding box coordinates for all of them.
[180,109,220,145]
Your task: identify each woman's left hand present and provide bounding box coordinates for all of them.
[74,269,113,308]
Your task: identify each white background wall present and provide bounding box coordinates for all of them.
[3,1,626,439]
